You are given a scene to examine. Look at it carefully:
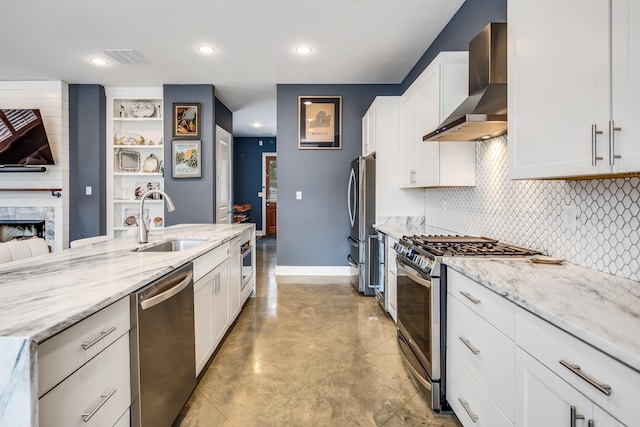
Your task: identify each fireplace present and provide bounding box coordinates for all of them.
[0,220,46,242]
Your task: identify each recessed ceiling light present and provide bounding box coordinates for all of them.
[198,46,215,54]
[90,58,107,66]
[296,46,312,55]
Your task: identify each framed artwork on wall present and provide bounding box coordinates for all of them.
[298,96,342,149]
[172,140,201,178]
[173,103,200,138]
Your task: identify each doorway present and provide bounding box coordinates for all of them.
[262,153,277,236]
[216,125,232,223]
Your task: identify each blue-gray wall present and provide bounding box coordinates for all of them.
[233,137,277,232]
[163,84,217,225]
[276,84,399,266]
[402,0,507,92]
[69,84,106,242]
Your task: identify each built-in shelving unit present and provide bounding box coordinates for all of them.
[106,87,164,238]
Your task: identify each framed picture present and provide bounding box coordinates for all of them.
[173,103,200,138]
[298,96,342,149]
[172,140,201,178]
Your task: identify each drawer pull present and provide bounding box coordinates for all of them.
[458,398,479,423]
[81,388,116,423]
[81,326,117,350]
[588,421,594,427]
[459,336,480,355]
[459,291,480,304]
[570,405,585,427]
[560,360,612,396]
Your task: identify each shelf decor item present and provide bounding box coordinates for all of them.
[298,96,342,149]
[142,153,160,172]
[126,102,155,118]
[134,181,162,200]
[172,140,201,178]
[173,103,200,138]
[117,150,141,171]
[114,132,145,145]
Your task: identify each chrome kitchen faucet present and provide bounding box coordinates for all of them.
[138,190,176,243]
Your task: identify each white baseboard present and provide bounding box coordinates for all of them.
[256,230,266,237]
[275,265,356,276]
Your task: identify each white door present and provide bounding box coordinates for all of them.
[216,125,232,223]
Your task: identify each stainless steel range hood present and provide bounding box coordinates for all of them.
[424,22,507,142]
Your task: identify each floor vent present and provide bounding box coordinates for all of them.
[101,49,149,64]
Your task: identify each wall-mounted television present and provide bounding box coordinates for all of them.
[0,109,55,166]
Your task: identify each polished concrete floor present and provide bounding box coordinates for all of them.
[176,236,462,426]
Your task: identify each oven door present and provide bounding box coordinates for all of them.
[396,257,442,410]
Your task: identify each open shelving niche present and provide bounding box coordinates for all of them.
[106,87,165,238]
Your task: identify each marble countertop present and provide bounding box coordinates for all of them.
[374,223,457,241]
[444,257,640,373]
[0,223,254,343]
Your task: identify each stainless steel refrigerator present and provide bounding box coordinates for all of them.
[347,156,377,296]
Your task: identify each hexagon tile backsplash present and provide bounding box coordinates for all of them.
[424,135,640,281]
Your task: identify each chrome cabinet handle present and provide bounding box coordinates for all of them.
[608,120,622,165]
[458,398,479,423]
[591,124,603,166]
[459,291,480,304]
[81,327,117,350]
[459,336,480,355]
[81,389,116,422]
[588,420,594,427]
[570,405,585,427]
[560,360,612,395]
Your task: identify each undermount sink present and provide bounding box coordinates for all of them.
[132,238,208,253]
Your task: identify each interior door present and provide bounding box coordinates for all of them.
[216,126,232,223]
[265,155,277,235]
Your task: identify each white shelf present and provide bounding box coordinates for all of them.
[113,145,163,149]
[113,172,163,177]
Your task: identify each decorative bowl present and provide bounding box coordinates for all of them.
[127,102,155,118]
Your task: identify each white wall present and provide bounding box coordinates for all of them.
[0,81,69,250]
[424,135,640,282]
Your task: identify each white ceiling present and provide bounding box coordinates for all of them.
[0,0,464,137]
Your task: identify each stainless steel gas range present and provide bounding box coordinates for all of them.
[393,235,539,412]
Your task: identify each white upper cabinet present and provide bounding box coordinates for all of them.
[508,0,640,179]
[398,51,475,188]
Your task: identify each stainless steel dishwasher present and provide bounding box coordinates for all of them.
[130,262,196,427]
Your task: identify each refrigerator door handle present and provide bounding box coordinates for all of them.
[348,168,357,227]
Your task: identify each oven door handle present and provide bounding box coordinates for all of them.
[347,254,359,268]
[396,258,431,289]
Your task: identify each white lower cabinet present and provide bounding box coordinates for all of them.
[447,351,513,427]
[515,348,624,427]
[386,236,398,322]
[39,333,131,427]
[212,258,230,347]
[194,269,215,376]
[229,237,242,320]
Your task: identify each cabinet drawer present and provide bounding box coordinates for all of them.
[38,297,130,396]
[193,242,230,282]
[447,294,515,420]
[113,408,130,427]
[447,351,513,427]
[39,333,131,427]
[516,307,639,426]
[447,268,515,338]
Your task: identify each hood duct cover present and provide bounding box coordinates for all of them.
[424,22,507,141]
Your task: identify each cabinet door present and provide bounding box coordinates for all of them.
[508,0,610,179]
[414,67,441,187]
[213,259,230,346]
[362,105,376,156]
[229,238,242,320]
[516,348,592,427]
[398,93,416,188]
[194,272,214,376]
[592,405,625,427]
[386,237,398,322]
[611,0,640,173]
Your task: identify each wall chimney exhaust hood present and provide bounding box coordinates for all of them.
[424,22,507,142]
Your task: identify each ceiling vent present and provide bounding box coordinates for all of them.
[101,49,149,64]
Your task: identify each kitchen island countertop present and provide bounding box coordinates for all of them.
[0,223,254,426]
[444,257,640,373]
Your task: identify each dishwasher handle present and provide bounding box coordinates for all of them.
[140,271,193,310]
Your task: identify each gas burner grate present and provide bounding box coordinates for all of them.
[401,234,540,257]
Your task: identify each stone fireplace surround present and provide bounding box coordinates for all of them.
[0,208,55,249]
